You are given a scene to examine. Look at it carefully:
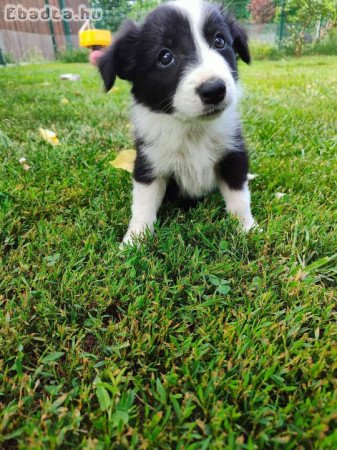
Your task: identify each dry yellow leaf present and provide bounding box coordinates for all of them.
[61,97,69,105]
[39,128,59,146]
[110,150,136,173]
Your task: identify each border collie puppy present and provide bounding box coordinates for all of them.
[99,0,256,245]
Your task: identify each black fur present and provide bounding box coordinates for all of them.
[133,137,155,185]
[225,14,251,65]
[99,5,198,113]
[98,2,251,202]
[217,138,249,191]
[202,6,251,80]
[164,177,199,210]
[98,3,250,112]
[202,7,238,78]
[98,20,140,91]
[131,6,198,113]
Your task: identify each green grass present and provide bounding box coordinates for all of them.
[0,57,336,449]
[56,49,90,64]
[250,30,337,61]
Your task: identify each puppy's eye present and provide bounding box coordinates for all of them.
[214,34,226,49]
[158,49,175,67]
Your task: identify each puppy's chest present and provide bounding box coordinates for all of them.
[146,134,222,198]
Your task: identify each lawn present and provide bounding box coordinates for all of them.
[0,56,336,449]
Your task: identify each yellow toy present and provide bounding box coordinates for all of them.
[79,27,112,49]
[79,21,112,65]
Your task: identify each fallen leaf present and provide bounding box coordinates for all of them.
[61,97,69,105]
[275,192,287,199]
[110,150,136,173]
[39,128,59,146]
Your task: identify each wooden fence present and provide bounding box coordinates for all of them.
[0,0,89,61]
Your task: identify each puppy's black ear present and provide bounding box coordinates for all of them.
[98,20,140,92]
[225,14,251,64]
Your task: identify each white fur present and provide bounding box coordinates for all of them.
[123,178,167,244]
[123,0,255,244]
[132,103,241,198]
[219,181,256,231]
[172,0,238,119]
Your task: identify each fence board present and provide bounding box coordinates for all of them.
[0,0,89,60]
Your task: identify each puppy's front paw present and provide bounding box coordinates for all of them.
[241,216,257,233]
[121,223,154,247]
[121,233,136,248]
[121,230,141,247]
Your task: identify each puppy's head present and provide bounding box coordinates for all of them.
[99,0,251,120]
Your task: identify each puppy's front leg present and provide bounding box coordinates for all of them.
[219,181,255,231]
[123,178,167,245]
[218,150,256,232]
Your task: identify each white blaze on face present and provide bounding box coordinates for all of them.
[172,0,238,120]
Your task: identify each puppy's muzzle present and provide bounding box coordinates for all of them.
[197,78,226,106]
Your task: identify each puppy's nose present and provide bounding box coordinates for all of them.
[197,78,226,105]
